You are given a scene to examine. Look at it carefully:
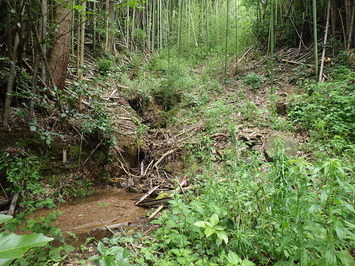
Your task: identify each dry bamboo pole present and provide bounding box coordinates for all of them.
[270,0,275,94]
[152,0,156,50]
[93,0,96,53]
[319,0,330,83]
[224,0,230,81]
[41,0,47,82]
[178,0,182,50]
[131,7,136,51]
[126,5,130,49]
[312,0,319,83]
[235,0,239,66]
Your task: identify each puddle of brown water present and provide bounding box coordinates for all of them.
[32,187,148,243]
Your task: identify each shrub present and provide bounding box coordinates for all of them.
[96,58,115,75]
[242,73,265,89]
[289,76,355,140]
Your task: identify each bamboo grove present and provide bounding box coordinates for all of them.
[0,0,354,124]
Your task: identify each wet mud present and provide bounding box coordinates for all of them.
[32,188,148,243]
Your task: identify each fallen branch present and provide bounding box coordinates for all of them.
[115,146,154,179]
[99,219,117,235]
[137,198,171,207]
[135,185,160,206]
[153,149,177,169]
[279,58,313,67]
[136,185,200,207]
[7,192,19,216]
[91,221,132,233]
[237,48,253,63]
[148,205,164,220]
[82,142,101,167]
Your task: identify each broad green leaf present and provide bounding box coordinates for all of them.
[97,241,106,255]
[241,260,255,266]
[216,231,228,244]
[0,214,12,224]
[98,255,116,266]
[0,232,53,259]
[0,258,12,266]
[194,221,206,228]
[205,227,214,237]
[227,251,242,264]
[210,214,219,227]
[74,5,83,11]
[214,225,224,231]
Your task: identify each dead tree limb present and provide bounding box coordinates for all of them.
[148,205,164,220]
[7,192,19,216]
[91,221,132,233]
[135,185,160,206]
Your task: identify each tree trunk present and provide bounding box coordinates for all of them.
[105,0,115,54]
[3,32,19,126]
[48,3,71,90]
[41,0,47,82]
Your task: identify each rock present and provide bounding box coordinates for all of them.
[251,144,262,152]
[264,133,298,161]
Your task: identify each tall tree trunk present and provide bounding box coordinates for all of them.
[41,0,47,83]
[347,6,354,49]
[48,3,71,90]
[3,32,19,126]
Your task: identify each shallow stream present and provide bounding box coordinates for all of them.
[32,187,148,243]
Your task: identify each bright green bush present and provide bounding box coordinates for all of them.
[134,142,354,265]
[96,58,115,75]
[289,69,355,140]
[242,73,265,89]
[149,55,196,111]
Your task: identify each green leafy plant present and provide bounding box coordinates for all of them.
[0,214,53,266]
[96,58,115,75]
[242,73,265,89]
[289,69,355,140]
[226,251,255,266]
[194,214,229,245]
[88,241,131,266]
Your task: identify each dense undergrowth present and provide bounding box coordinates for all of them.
[1,46,354,264]
[85,48,354,265]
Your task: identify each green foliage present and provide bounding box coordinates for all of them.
[0,153,54,209]
[242,73,265,89]
[134,139,354,264]
[88,240,131,266]
[289,69,355,140]
[0,215,54,266]
[194,214,229,245]
[2,211,74,265]
[149,55,196,111]
[77,101,114,145]
[96,58,115,76]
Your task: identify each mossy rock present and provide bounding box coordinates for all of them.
[264,133,298,161]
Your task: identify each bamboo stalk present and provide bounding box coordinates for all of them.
[319,0,331,83]
[312,0,319,83]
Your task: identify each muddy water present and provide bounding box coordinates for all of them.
[33,188,147,242]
